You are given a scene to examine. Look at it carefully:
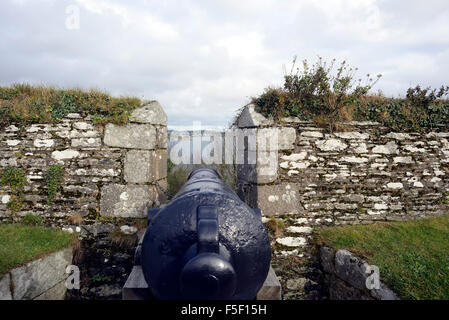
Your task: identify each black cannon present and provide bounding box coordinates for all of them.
[137,167,271,300]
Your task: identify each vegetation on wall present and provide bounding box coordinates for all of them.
[46,165,64,205]
[252,56,449,132]
[0,84,142,130]
[0,166,27,214]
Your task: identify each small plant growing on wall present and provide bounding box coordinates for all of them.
[22,213,44,226]
[46,164,64,205]
[0,166,27,215]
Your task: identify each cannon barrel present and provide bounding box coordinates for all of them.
[140,167,271,300]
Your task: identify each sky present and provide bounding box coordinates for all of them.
[1,0,449,129]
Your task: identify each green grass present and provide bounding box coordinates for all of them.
[0,224,74,279]
[0,84,141,129]
[317,215,449,300]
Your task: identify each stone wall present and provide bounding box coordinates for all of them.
[319,246,399,300]
[0,101,168,221]
[0,247,72,300]
[236,104,449,225]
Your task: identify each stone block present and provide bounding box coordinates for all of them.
[124,150,152,183]
[71,138,101,148]
[370,283,399,300]
[157,126,168,149]
[151,150,168,181]
[320,246,335,273]
[329,275,371,300]
[278,127,296,150]
[0,274,12,300]
[104,124,156,150]
[131,101,167,125]
[257,183,302,216]
[100,184,154,217]
[334,249,371,291]
[236,104,273,128]
[10,248,72,300]
[315,139,348,152]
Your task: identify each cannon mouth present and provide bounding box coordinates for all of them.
[179,253,237,300]
[187,167,222,180]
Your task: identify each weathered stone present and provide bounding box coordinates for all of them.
[257,184,301,215]
[316,139,348,152]
[281,152,307,162]
[51,149,80,161]
[334,250,371,290]
[33,139,54,148]
[339,156,369,163]
[334,132,369,140]
[10,248,72,300]
[104,124,156,150]
[0,274,12,300]
[385,182,403,190]
[278,127,296,150]
[151,150,168,181]
[354,143,368,153]
[124,150,152,183]
[393,156,413,164]
[236,104,273,128]
[100,184,154,218]
[301,131,324,138]
[1,195,10,204]
[120,225,138,235]
[370,283,399,300]
[372,141,398,154]
[71,138,101,147]
[157,126,168,149]
[286,226,313,234]
[403,145,426,153]
[276,237,306,247]
[290,161,310,169]
[6,140,21,146]
[320,246,335,273]
[73,122,94,130]
[328,276,370,300]
[130,101,167,125]
[385,132,413,140]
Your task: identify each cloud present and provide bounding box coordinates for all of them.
[0,0,448,128]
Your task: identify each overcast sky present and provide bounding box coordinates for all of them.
[1,0,449,129]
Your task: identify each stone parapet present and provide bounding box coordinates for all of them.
[0,101,168,220]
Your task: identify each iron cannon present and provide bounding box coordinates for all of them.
[138,167,271,300]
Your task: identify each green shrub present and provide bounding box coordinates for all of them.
[46,165,64,205]
[252,56,449,132]
[0,166,27,213]
[22,214,43,226]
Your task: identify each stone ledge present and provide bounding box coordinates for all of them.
[0,247,72,300]
[320,246,399,300]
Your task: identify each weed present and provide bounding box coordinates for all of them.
[22,214,43,226]
[46,165,64,205]
[0,166,27,214]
